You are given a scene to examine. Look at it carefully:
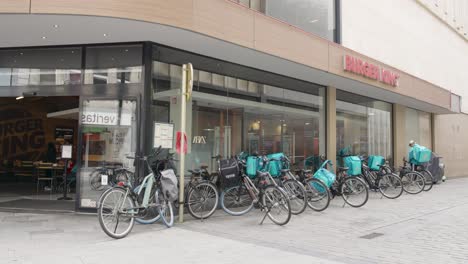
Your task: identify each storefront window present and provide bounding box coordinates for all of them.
[233,0,336,41]
[79,99,137,208]
[0,47,82,86]
[84,45,142,84]
[404,108,432,149]
[152,46,325,174]
[336,91,393,165]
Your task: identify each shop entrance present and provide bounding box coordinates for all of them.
[0,96,79,211]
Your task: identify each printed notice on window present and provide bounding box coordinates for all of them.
[154,123,174,149]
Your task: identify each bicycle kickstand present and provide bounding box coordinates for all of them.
[259,205,272,225]
[342,200,346,208]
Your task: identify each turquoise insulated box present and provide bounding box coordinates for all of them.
[344,156,362,176]
[313,160,336,188]
[409,145,432,165]
[368,155,385,171]
[266,153,285,177]
[246,156,259,179]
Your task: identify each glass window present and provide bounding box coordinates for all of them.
[404,108,432,150]
[0,47,82,86]
[336,90,393,165]
[232,0,336,41]
[152,45,326,174]
[79,99,137,208]
[84,45,143,84]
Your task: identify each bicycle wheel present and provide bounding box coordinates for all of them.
[187,182,219,220]
[98,187,135,239]
[157,191,174,227]
[134,184,161,224]
[282,179,307,215]
[304,178,331,212]
[401,172,425,194]
[220,185,254,216]
[341,176,369,208]
[262,185,291,226]
[378,173,403,199]
[420,170,434,192]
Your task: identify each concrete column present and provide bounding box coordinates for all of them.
[326,87,336,173]
[393,104,406,168]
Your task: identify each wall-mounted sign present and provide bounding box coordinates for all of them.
[61,145,72,159]
[82,111,118,126]
[344,55,399,87]
[154,122,174,149]
[192,136,207,144]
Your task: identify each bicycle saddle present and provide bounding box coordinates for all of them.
[302,169,312,174]
[338,167,349,173]
[200,164,208,169]
[257,171,269,178]
[281,169,290,173]
[188,169,202,174]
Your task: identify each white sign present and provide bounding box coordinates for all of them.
[82,111,118,126]
[154,123,174,149]
[61,145,72,159]
[101,175,108,186]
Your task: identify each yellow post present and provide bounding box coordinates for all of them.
[178,63,193,223]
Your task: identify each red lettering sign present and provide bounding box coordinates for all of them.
[343,55,399,87]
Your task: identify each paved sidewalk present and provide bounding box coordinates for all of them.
[1,178,468,264]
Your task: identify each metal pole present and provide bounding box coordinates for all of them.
[179,63,193,223]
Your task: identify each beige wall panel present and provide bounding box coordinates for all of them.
[194,0,254,48]
[434,113,468,178]
[31,0,194,30]
[411,78,451,109]
[326,87,336,173]
[0,0,30,13]
[393,104,406,168]
[254,13,328,71]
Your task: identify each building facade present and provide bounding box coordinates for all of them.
[0,0,464,211]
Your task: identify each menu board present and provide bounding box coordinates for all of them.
[154,123,174,149]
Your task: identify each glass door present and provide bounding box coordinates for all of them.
[77,99,137,209]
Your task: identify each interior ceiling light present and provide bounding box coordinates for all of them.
[41,36,47,39]
[16,92,37,100]
[103,33,108,37]
[53,24,59,28]
[309,19,319,23]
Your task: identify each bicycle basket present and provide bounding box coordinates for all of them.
[219,158,241,189]
[368,155,385,171]
[313,161,336,187]
[246,156,260,179]
[266,153,285,178]
[344,156,362,176]
[160,169,178,202]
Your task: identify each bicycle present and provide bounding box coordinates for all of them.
[97,146,175,239]
[174,156,220,220]
[293,163,331,212]
[89,162,133,191]
[258,154,307,215]
[220,155,291,226]
[359,156,403,199]
[328,159,369,208]
[398,157,426,194]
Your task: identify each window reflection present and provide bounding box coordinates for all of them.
[405,108,432,149]
[0,48,82,86]
[336,90,393,166]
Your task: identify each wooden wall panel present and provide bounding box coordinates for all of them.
[194,0,254,48]
[0,0,30,13]
[31,0,194,30]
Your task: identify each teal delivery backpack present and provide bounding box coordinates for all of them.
[344,156,362,176]
[409,144,432,165]
[368,155,385,171]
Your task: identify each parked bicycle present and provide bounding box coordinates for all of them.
[359,156,403,199]
[294,161,331,212]
[220,154,291,226]
[399,157,426,194]
[262,154,308,215]
[89,162,133,191]
[174,156,220,220]
[97,146,177,239]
